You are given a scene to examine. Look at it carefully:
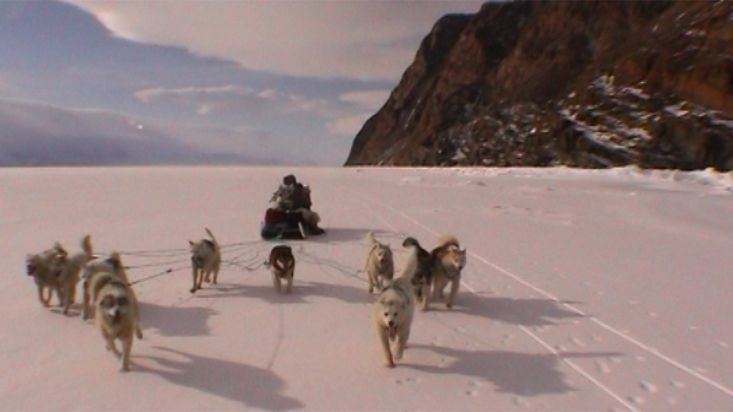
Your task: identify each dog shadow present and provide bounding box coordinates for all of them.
[137,346,303,411]
[407,344,623,396]
[434,293,585,327]
[299,280,371,304]
[137,302,217,337]
[194,281,370,305]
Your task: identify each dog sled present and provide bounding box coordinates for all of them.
[260,208,324,240]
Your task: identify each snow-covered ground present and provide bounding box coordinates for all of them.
[1,166,732,411]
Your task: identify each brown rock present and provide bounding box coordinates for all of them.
[345,0,733,171]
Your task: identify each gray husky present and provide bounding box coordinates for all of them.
[365,232,394,294]
[189,228,221,293]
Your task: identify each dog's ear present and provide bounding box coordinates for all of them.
[108,252,122,269]
[54,242,68,257]
[188,240,195,247]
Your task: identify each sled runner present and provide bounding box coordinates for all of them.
[260,208,324,240]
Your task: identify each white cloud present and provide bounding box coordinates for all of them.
[326,113,373,136]
[134,85,327,116]
[64,0,483,81]
[133,83,393,139]
[133,84,386,135]
[339,90,391,110]
[320,90,392,136]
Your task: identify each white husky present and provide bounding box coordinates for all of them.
[372,246,417,368]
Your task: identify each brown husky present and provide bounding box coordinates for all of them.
[25,244,67,307]
[57,235,94,314]
[430,235,467,309]
[81,252,129,320]
[92,271,143,371]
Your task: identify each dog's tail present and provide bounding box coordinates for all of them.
[80,234,93,259]
[53,242,69,259]
[108,251,130,284]
[432,235,461,258]
[435,235,460,250]
[403,236,422,249]
[205,227,218,246]
[108,251,123,268]
[398,245,419,281]
[365,231,377,246]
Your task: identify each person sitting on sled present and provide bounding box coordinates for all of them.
[269,174,325,235]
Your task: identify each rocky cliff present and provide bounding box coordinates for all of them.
[345,0,733,170]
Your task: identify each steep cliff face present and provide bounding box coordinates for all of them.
[345,0,733,170]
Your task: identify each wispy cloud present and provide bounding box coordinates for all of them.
[322,90,392,135]
[134,84,390,137]
[64,1,483,81]
[326,113,372,136]
[135,85,336,117]
[339,90,391,110]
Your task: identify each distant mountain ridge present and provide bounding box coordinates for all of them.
[0,99,280,166]
[345,0,733,170]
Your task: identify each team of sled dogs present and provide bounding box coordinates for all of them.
[25,229,466,371]
[367,232,467,367]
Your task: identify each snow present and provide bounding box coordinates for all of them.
[451,150,468,162]
[591,74,614,95]
[665,104,690,118]
[621,87,650,101]
[558,110,631,155]
[2,166,733,411]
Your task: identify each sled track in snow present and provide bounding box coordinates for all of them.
[345,183,733,408]
[343,185,640,411]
